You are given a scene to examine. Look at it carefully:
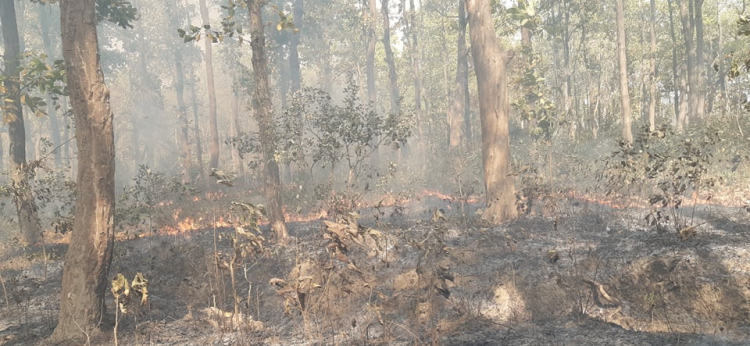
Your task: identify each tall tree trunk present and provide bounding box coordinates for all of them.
[38,3,63,168]
[129,68,141,172]
[322,39,332,94]
[175,49,193,184]
[278,44,290,108]
[562,0,574,139]
[466,0,517,224]
[1,0,43,246]
[51,0,116,341]
[694,0,705,119]
[677,0,696,129]
[277,44,292,182]
[289,0,305,178]
[62,96,72,173]
[200,0,220,170]
[290,0,303,94]
[231,89,245,183]
[0,135,4,172]
[189,73,205,181]
[135,25,152,170]
[616,0,633,143]
[247,0,288,242]
[382,0,400,115]
[648,0,657,131]
[717,0,726,116]
[366,0,379,168]
[667,0,681,126]
[448,0,468,150]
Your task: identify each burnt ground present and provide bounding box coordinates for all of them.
[0,195,749,346]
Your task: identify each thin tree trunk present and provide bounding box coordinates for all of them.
[231,89,245,183]
[247,0,288,242]
[51,0,116,341]
[290,0,303,94]
[129,68,141,172]
[189,73,205,181]
[322,39,332,94]
[694,0,705,119]
[667,0,681,126]
[366,0,379,168]
[562,0,573,139]
[0,135,4,172]
[62,96,71,173]
[677,0,696,128]
[200,0,220,170]
[277,44,292,182]
[448,0,468,150]
[289,0,305,179]
[1,0,43,246]
[382,0,400,115]
[466,0,517,224]
[278,44,290,108]
[616,0,633,143]
[648,0,657,131]
[717,0,726,116]
[175,49,193,183]
[38,4,63,168]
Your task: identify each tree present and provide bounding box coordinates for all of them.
[1,0,43,246]
[693,0,705,120]
[248,0,288,242]
[170,3,192,183]
[381,0,399,115]
[448,0,468,150]
[466,0,517,224]
[677,0,696,129]
[174,46,193,183]
[648,0,657,132]
[615,0,633,144]
[667,0,684,128]
[290,0,303,94]
[200,0,220,170]
[365,0,379,167]
[51,0,118,341]
[37,3,63,168]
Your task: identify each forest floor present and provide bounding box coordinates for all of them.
[0,191,749,345]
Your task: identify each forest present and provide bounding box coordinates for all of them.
[1,0,750,344]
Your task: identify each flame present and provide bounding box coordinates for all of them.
[284,209,328,223]
[193,196,201,202]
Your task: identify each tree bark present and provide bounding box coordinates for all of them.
[51,0,116,342]
[408,0,424,163]
[466,0,517,224]
[290,0,303,94]
[615,0,633,143]
[677,0,696,129]
[231,89,245,183]
[448,0,468,150]
[200,0,220,170]
[667,0,681,127]
[648,0,657,132]
[382,0,400,115]
[366,0,379,168]
[1,0,43,246]
[38,3,63,168]
[129,68,141,172]
[189,72,205,181]
[693,0,705,119]
[175,49,193,184]
[247,0,288,242]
